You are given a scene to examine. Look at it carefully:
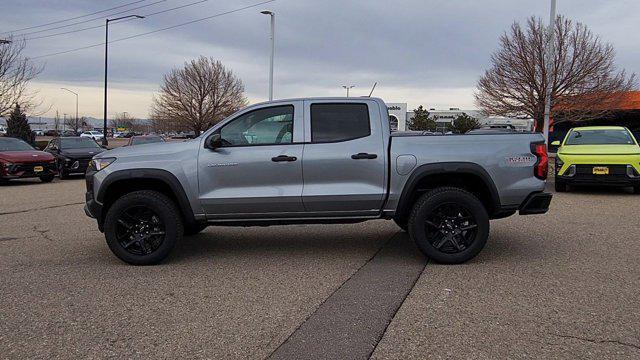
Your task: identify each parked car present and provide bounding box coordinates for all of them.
[85,97,552,265]
[80,131,105,141]
[0,137,57,183]
[0,125,7,136]
[126,135,165,146]
[45,130,59,137]
[33,129,45,136]
[44,137,106,179]
[552,126,640,193]
[61,130,77,137]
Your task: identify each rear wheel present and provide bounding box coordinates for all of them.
[104,190,183,265]
[408,187,489,264]
[555,180,567,192]
[40,174,55,183]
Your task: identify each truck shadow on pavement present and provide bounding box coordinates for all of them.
[167,224,400,265]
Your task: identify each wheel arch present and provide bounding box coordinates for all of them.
[395,162,501,221]
[97,169,197,229]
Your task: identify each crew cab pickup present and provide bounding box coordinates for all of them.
[85,98,551,265]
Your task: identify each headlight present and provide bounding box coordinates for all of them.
[90,157,116,171]
[555,157,564,170]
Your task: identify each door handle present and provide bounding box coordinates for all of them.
[351,153,377,160]
[271,155,297,162]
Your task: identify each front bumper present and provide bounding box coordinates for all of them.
[556,164,640,187]
[62,158,92,174]
[84,168,104,231]
[1,162,57,179]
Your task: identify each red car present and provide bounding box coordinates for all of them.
[0,137,57,184]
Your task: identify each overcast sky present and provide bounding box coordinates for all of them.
[2,0,639,119]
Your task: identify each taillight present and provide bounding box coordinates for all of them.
[531,142,548,180]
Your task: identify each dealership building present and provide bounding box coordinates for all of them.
[386,103,534,132]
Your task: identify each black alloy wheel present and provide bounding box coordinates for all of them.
[408,187,489,264]
[424,203,478,254]
[104,190,183,265]
[115,205,166,256]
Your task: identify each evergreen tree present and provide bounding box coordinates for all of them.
[407,105,436,131]
[447,113,481,134]
[6,104,34,145]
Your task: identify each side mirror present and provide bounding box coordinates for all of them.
[205,133,222,150]
[551,140,560,146]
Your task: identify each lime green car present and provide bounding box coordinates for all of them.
[552,126,640,193]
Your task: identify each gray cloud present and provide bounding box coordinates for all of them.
[3,0,639,116]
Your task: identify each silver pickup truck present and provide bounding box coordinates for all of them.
[85,97,551,265]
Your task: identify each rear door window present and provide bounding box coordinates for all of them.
[310,103,370,143]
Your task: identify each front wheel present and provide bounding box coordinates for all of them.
[104,190,183,265]
[408,187,489,264]
[57,161,68,180]
[634,185,640,194]
[555,181,567,192]
[40,174,55,183]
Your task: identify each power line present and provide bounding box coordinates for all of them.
[1,0,149,35]
[26,0,212,41]
[30,0,276,60]
[15,0,168,37]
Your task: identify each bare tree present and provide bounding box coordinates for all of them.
[0,37,43,116]
[110,112,140,132]
[150,57,247,136]
[476,16,636,131]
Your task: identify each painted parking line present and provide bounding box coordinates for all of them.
[269,232,427,360]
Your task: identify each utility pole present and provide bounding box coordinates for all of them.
[104,15,145,145]
[342,85,355,97]
[543,0,557,145]
[261,10,275,101]
[61,88,78,132]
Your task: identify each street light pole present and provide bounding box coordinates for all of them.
[61,88,78,132]
[543,0,557,145]
[342,85,355,97]
[261,10,275,101]
[103,15,144,146]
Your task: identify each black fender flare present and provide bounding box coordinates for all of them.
[97,168,197,226]
[395,162,501,219]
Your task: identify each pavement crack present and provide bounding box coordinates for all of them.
[0,202,84,216]
[550,333,640,351]
[32,226,54,242]
[0,236,20,242]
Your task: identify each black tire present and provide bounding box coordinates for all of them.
[393,217,408,232]
[104,190,183,265]
[40,174,55,183]
[634,185,640,194]
[555,181,567,192]
[57,162,68,180]
[408,187,489,264]
[184,223,208,236]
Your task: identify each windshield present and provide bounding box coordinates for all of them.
[131,136,164,145]
[0,138,35,151]
[565,129,636,145]
[60,137,102,149]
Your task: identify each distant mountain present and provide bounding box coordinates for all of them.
[0,116,149,130]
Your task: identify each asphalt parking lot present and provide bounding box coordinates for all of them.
[1,177,639,359]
